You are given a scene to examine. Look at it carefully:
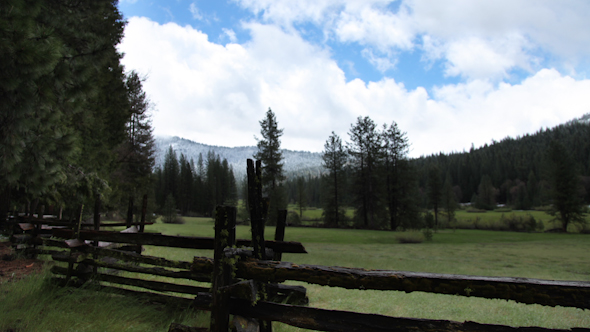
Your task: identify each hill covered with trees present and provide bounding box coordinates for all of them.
[412,114,590,208]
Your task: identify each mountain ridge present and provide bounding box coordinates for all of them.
[154,136,324,179]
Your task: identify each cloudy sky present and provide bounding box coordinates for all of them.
[118,0,590,157]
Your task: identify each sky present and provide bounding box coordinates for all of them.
[117,0,590,158]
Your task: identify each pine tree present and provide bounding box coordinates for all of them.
[322,132,347,227]
[162,146,179,207]
[427,165,443,228]
[442,172,458,225]
[382,122,411,230]
[347,116,385,228]
[254,108,286,225]
[546,140,586,232]
[178,154,193,215]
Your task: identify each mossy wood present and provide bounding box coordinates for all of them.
[231,259,590,309]
[45,238,202,270]
[51,254,210,282]
[51,266,208,294]
[51,228,306,253]
[229,298,590,332]
[211,206,237,332]
[191,293,589,332]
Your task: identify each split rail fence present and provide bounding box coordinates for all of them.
[6,159,590,332]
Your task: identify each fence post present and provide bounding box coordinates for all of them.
[247,159,265,259]
[273,210,287,261]
[67,204,84,283]
[126,196,134,229]
[93,196,101,274]
[247,159,272,332]
[210,205,236,332]
[139,194,148,233]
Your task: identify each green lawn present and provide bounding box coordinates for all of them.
[2,216,589,331]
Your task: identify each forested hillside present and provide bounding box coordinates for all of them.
[154,136,323,180]
[413,114,590,206]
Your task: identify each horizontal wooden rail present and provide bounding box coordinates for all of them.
[190,293,590,332]
[44,238,201,270]
[206,258,590,309]
[52,229,307,253]
[51,266,208,295]
[51,253,210,282]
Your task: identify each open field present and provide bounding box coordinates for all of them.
[2,216,590,331]
[145,217,590,330]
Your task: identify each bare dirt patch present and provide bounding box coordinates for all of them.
[0,242,47,283]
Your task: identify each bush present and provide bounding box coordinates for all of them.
[162,194,184,224]
[286,211,301,226]
[395,231,425,244]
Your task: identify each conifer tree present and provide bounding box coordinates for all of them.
[427,165,443,228]
[347,116,384,228]
[442,172,458,225]
[254,108,286,225]
[382,122,411,230]
[322,132,347,227]
[546,140,586,232]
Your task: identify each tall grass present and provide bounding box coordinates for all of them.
[0,268,208,332]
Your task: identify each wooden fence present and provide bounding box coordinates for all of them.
[7,159,590,332]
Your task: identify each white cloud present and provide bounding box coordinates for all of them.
[235,0,590,81]
[189,3,203,20]
[221,28,237,43]
[120,17,590,158]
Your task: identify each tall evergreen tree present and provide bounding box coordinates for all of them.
[178,154,193,215]
[296,176,307,220]
[427,165,443,228]
[347,116,385,228]
[546,140,586,232]
[254,108,286,224]
[162,146,179,206]
[322,132,347,227]
[442,172,458,225]
[382,122,411,230]
[1,0,128,215]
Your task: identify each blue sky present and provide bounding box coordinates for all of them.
[118,0,590,157]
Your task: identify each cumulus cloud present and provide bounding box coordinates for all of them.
[119,17,590,158]
[234,0,590,80]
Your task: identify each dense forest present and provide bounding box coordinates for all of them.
[152,147,238,219]
[413,115,590,207]
[1,1,155,221]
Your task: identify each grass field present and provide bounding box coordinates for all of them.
[2,216,590,331]
[145,217,590,330]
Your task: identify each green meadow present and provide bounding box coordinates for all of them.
[2,216,590,331]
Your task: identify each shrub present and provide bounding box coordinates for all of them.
[286,211,301,226]
[395,231,425,244]
[162,194,184,224]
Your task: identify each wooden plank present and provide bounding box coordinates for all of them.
[235,259,590,309]
[51,256,211,282]
[189,294,590,332]
[51,266,209,295]
[45,238,202,271]
[228,299,590,332]
[52,229,306,253]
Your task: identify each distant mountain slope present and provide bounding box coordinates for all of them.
[412,113,590,203]
[155,136,324,179]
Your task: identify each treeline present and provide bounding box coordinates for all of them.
[1,1,155,221]
[412,116,590,209]
[281,115,590,231]
[153,147,238,217]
